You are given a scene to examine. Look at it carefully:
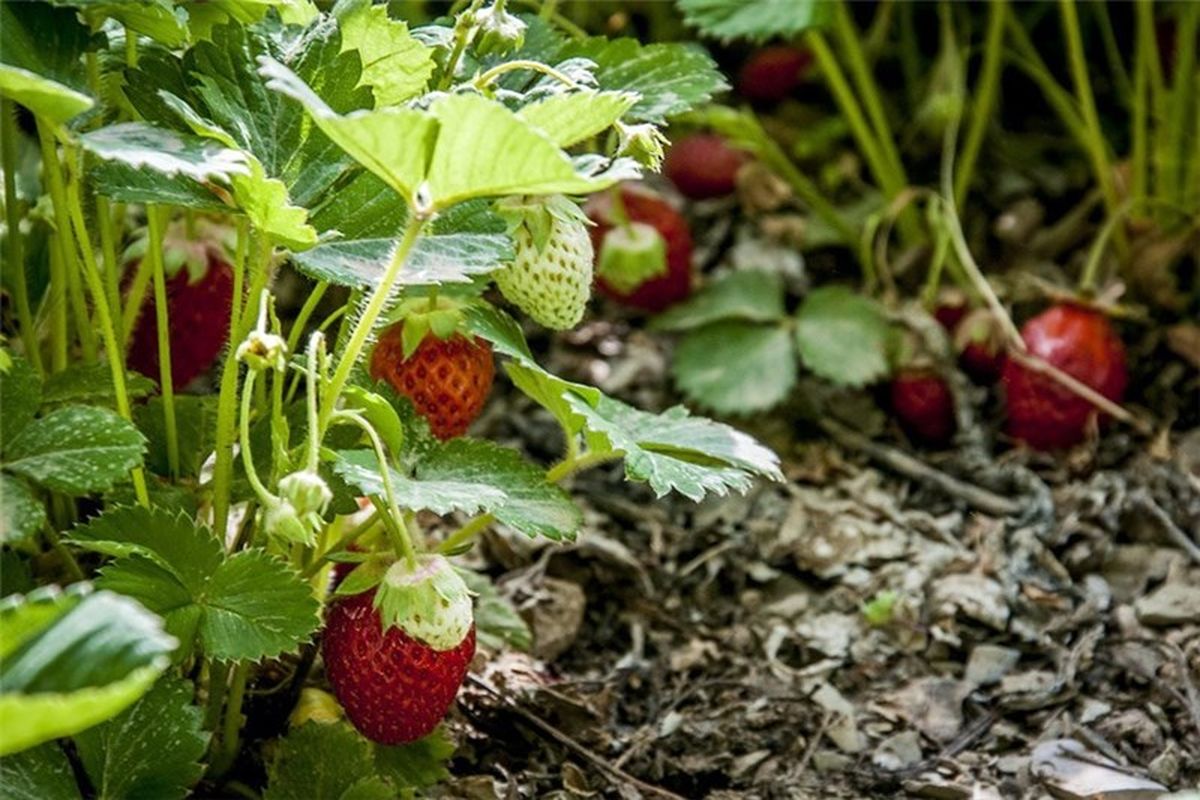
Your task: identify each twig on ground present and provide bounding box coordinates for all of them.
[467,674,688,800]
[819,419,1021,518]
[1127,489,1200,566]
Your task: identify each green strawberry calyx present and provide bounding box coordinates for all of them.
[374,554,474,650]
[496,194,591,256]
[597,221,667,293]
[387,296,471,360]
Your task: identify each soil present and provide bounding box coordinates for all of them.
[431,311,1200,799]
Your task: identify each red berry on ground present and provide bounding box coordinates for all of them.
[663,133,747,200]
[737,45,812,105]
[953,309,1006,383]
[1001,304,1128,451]
[127,253,233,388]
[369,323,495,440]
[587,186,694,312]
[890,369,956,446]
[322,590,476,745]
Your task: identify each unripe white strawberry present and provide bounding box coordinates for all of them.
[494,195,593,330]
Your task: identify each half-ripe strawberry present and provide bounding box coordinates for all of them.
[323,556,476,745]
[588,185,694,312]
[953,308,1005,383]
[1001,304,1128,450]
[126,219,235,388]
[890,368,956,447]
[369,322,494,440]
[737,45,812,105]
[663,133,748,200]
[494,195,593,330]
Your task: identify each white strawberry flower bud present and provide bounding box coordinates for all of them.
[278,469,333,518]
[236,329,287,372]
[261,500,315,546]
[474,0,525,57]
[616,122,669,171]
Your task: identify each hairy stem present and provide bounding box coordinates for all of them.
[2,99,41,373]
[146,206,180,477]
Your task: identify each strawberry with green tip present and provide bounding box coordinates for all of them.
[587,185,694,312]
[323,555,476,745]
[369,302,495,440]
[494,195,594,330]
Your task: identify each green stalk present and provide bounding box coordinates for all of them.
[954,0,1007,204]
[36,120,96,363]
[1058,0,1125,254]
[1163,2,1199,210]
[897,1,921,110]
[438,513,495,554]
[807,32,914,243]
[832,1,908,191]
[284,279,328,355]
[213,662,249,776]
[545,450,623,483]
[58,140,149,505]
[203,661,231,732]
[238,370,274,506]
[337,409,415,568]
[45,236,68,372]
[301,510,381,579]
[319,216,426,434]
[1131,1,1151,211]
[2,99,41,373]
[95,196,122,334]
[1093,1,1133,106]
[120,254,153,347]
[146,206,179,477]
[212,229,271,544]
[1005,17,1090,149]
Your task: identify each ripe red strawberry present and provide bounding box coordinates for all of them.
[1001,304,1128,450]
[127,243,233,388]
[369,322,494,440]
[890,369,955,446]
[663,133,747,200]
[587,186,694,312]
[737,45,812,104]
[322,589,476,745]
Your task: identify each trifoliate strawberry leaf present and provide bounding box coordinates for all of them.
[41,364,156,408]
[68,0,188,48]
[79,122,249,189]
[336,0,434,106]
[73,507,320,662]
[672,321,797,414]
[652,270,786,331]
[516,90,638,148]
[0,3,93,123]
[74,677,208,800]
[332,449,506,518]
[294,174,513,287]
[0,742,81,800]
[0,355,41,446]
[228,157,318,250]
[264,61,629,208]
[3,406,145,496]
[265,722,395,800]
[678,0,833,42]
[0,585,174,756]
[460,569,532,652]
[555,38,728,123]
[0,475,46,544]
[419,439,582,541]
[564,394,783,501]
[793,286,891,386]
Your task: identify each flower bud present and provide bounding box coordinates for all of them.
[474,0,526,58]
[261,501,314,546]
[236,330,287,372]
[278,470,333,518]
[617,123,669,171]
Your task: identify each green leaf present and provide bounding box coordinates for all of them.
[71,0,188,48]
[0,585,174,756]
[0,3,93,123]
[0,355,42,447]
[516,90,637,148]
[556,38,729,123]
[263,62,627,209]
[793,286,891,386]
[374,729,455,790]
[228,157,318,250]
[41,364,155,408]
[0,742,81,800]
[74,677,208,800]
[4,406,145,495]
[73,507,320,662]
[672,321,797,414]
[79,122,249,190]
[0,475,47,544]
[565,394,782,501]
[419,440,581,541]
[460,569,532,652]
[134,395,217,479]
[652,270,786,331]
[678,0,833,42]
[332,449,506,518]
[336,0,434,106]
[265,722,394,800]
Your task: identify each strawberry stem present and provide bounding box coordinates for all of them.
[146,205,181,478]
[1,99,41,374]
[953,0,1006,205]
[336,409,417,569]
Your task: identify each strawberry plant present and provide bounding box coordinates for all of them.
[0,1,780,795]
